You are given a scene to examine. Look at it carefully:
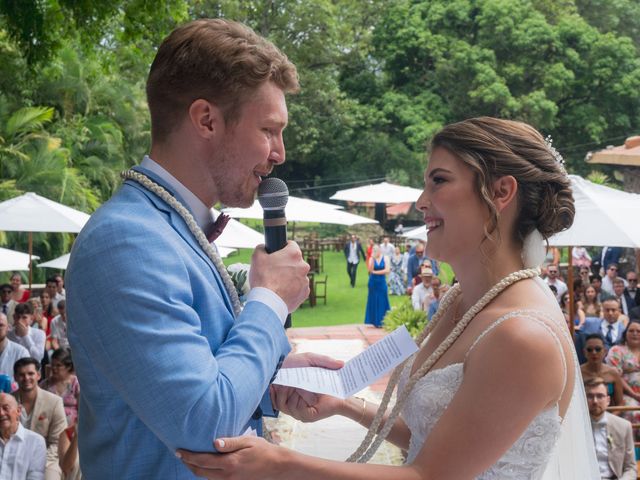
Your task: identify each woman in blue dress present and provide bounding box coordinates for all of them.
[364,245,391,327]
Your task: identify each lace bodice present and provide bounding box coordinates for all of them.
[399,311,565,479]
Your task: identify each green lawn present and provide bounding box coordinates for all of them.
[224,249,453,328]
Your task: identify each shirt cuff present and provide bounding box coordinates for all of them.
[246,287,288,326]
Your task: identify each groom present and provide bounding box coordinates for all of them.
[66,19,338,478]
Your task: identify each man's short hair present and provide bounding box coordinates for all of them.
[13,357,40,376]
[613,278,625,286]
[13,303,33,316]
[584,376,607,389]
[591,274,602,282]
[0,284,11,293]
[146,18,299,142]
[46,276,57,285]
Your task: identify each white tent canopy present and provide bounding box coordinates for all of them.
[401,225,428,242]
[331,182,422,204]
[0,192,90,233]
[211,208,264,249]
[549,175,640,248]
[223,196,377,226]
[37,253,70,270]
[0,248,39,272]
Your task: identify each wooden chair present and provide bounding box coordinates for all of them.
[314,274,328,305]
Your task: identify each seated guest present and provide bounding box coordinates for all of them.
[614,278,633,317]
[544,264,567,302]
[580,334,624,406]
[592,274,604,301]
[585,377,636,480]
[411,266,434,311]
[584,285,603,318]
[13,358,67,480]
[1,284,17,326]
[49,301,68,350]
[0,392,46,477]
[561,291,586,330]
[583,299,626,349]
[606,321,640,429]
[9,303,46,362]
[624,271,639,308]
[0,313,30,383]
[45,277,63,310]
[427,277,443,321]
[10,272,30,303]
[39,349,79,428]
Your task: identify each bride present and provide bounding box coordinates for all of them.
[178,117,599,479]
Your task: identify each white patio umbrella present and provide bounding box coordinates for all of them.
[223,196,377,226]
[330,181,422,204]
[37,253,70,270]
[401,225,428,241]
[0,192,91,286]
[211,208,264,249]
[549,175,640,248]
[0,248,39,272]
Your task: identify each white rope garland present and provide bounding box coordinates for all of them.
[347,267,540,463]
[121,169,242,316]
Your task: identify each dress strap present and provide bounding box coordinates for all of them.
[464,310,568,396]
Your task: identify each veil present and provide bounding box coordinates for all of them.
[540,351,600,479]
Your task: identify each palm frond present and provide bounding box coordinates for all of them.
[5,106,55,139]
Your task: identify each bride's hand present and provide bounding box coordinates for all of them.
[178,437,285,480]
[271,385,345,423]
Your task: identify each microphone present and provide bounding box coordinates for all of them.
[258,178,292,328]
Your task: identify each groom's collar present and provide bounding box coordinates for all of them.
[136,156,213,230]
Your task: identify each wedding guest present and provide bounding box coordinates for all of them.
[9,303,46,362]
[580,334,624,406]
[614,278,633,316]
[585,377,636,480]
[0,392,46,478]
[27,297,47,332]
[427,277,443,321]
[179,117,599,477]
[343,234,365,288]
[10,272,30,303]
[388,247,405,296]
[606,321,640,428]
[411,266,434,311]
[624,271,639,307]
[592,274,604,301]
[572,246,592,269]
[602,263,624,297]
[39,349,79,428]
[379,236,395,258]
[1,284,17,326]
[13,357,67,480]
[561,291,585,330]
[365,238,375,264]
[584,285,603,318]
[58,424,81,480]
[45,277,63,310]
[49,301,68,350]
[364,246,390,328]
[0,313,30,383]
[583,298,626,349]
[579,266,592,289]
[544,263,567,302]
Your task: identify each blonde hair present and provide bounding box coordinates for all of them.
[147,18,299,141]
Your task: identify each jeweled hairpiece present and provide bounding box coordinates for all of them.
[544,135,565,171]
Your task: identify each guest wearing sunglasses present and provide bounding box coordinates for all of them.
[581,333,624,406]
[602,263,625,297]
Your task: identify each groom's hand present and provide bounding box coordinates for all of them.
[271,352,344,423]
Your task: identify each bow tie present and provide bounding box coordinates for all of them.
[205,213,231,242]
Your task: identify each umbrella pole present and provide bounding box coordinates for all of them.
[28,232,33,290]
[567,246,574,338]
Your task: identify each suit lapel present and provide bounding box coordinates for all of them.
[126,166,235,314]
[30,388,45,437]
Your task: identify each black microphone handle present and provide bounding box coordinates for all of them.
[263,209,292,328]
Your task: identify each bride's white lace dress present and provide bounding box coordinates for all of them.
[399,308,599,479]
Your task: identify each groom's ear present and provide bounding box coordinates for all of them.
[492,175,518,213]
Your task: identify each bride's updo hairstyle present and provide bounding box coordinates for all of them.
[430,117,575,248]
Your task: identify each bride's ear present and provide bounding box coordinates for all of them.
[492,175,518,213]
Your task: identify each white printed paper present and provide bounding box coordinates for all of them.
[274,325,418,398]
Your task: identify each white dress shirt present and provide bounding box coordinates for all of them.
[8,327,45,362]
[0,423,46,479]
[591,416,616,479]
[49,315,69,349]
[140,156,288,323]
[347,242,359,264]
[0,341,29,382]
[411,283,433,311]
[379,242,395,258]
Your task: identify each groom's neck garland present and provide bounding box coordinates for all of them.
[347,267,540,463]
[121,169,242,316]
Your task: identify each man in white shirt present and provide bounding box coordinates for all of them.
[53,275,65,300]
[544,264,567,302]
[49,301,68,351]
[586,378,636,480]
[602,263,625,297]
[411,266,434,311]
[9,304,45,362]
[44,279,63,310]
[379,236,395,258]
[0,392,46,479]
[0,314,29,383]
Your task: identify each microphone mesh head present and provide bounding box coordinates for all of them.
[258,178,289,210]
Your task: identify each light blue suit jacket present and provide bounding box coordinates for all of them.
[66,166,291,478]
